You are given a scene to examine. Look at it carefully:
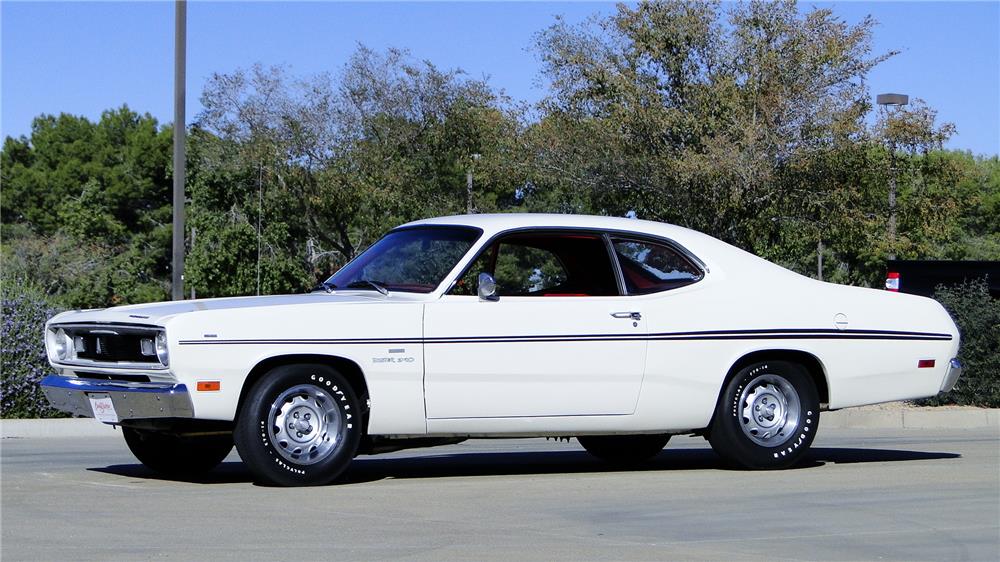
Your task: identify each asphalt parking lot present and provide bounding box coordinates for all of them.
[2,427,998,561]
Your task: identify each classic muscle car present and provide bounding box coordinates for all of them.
[40,214,962,486]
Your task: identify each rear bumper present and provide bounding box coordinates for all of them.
[940,358,963,393]
[39,375,194,422]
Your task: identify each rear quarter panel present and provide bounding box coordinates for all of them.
[633,250,959,432]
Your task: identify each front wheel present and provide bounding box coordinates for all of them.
[123,427,233,476]
[578,434,671,464]
[708,360,819,469]
[234,364,362,486]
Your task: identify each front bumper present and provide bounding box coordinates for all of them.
[40,375,194,423]
[940,358,963,393]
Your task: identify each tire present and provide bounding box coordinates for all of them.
[709,360,819,469]
[234,364,362,486]
[122,427,233,476]
[578,434,671,464]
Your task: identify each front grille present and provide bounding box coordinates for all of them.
[54,324,162,366]
[76,333,152,362]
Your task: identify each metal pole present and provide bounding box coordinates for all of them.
[171,0,187,300]
[876,93,907,262]
[887,138,897,261]
[817,238,824,282]
[189,226,196,300]
[466,169,474,214]
[466,153,480,214]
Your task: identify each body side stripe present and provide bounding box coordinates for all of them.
[178,328,952,346]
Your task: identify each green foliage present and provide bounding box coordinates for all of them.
[1,285,67,418]
[185,48,534,297]
[918,279,1000,407]
[1,106,172,307]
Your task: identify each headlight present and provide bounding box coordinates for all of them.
[53,329,71,361]
[155,331,169,366]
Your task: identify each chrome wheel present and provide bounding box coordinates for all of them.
[738,373,801,447]
[267,384,342,465]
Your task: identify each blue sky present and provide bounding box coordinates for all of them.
[2,1,998,155]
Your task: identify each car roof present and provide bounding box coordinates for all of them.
[402,213,694,240]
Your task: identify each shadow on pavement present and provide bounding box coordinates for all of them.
[88,461,253,484]
[87,446,960,486]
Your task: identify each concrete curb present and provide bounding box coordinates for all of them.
[3,408,998,439]
[2,418,121,439]
[822,407,1000,430]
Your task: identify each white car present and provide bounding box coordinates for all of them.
[41,213,962,486]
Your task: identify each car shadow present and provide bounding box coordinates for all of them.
[88,446,960,486]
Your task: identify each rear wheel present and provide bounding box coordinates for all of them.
[709,360,819,469]
[234,364,361,486]
[578,434,671,464]
[122,427,233,476]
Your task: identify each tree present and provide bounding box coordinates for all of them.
[189,47,528,296]
[532,0,894,255]
[1,106,173,306]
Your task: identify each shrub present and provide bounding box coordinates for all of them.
[1,287,67,418]
[919,278,1000,407]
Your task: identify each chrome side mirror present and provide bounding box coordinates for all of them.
[477,272,498,301]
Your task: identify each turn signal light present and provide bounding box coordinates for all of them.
[917,359,936,369]
[196,381,221,391]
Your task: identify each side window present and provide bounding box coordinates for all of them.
[493,244,567,296]
[449,232,620,297]
[612,238,702,295]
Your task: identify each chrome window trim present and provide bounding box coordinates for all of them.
[444,226,623,297]
[444,225,708,298]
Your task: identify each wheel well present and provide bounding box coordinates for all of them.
[723,349,829,406]
[236,354,371,424]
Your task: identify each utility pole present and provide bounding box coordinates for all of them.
[466,153,480,214]
[171,0,187,300]
[876,93,908,261]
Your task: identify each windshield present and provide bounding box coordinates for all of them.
[324,226,482,294]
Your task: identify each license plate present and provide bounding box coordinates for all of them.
[87,393,119,423]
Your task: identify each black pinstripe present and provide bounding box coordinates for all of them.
[178,328,952,346]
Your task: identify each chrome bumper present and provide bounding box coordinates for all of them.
[40,375,194,422]
[940,358,963,393]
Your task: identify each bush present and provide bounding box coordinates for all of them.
[1,288,67,418]
[919,278,1000,407]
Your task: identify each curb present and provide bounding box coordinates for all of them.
[3,409,998,439]
[822,408,1000,430]
[2,418,121,439]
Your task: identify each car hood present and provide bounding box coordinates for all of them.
[47,292,413,327]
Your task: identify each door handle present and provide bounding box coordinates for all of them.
[611,311,641,321]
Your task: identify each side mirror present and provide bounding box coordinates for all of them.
[477,272,499,301]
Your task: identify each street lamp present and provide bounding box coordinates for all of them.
[877,92,908,261]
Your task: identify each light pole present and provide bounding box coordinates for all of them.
[877,92,908,261]
[171,0,187,300]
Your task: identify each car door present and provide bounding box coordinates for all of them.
[423,230,648,419]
